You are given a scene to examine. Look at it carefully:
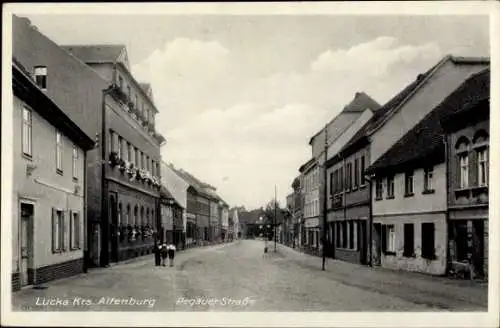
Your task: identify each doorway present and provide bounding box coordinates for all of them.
[19,202,34,287]
[359,221,367,265]
[109,194,118,263]
[372,223,382,266]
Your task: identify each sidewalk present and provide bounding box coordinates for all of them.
[276,243,488,310]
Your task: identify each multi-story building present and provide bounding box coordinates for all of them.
[13,15,110,268]
[61,44,166,264]
[325,107,375,264]
[440,68,490,279]
[12,59,95,290]
[300,92,380,255]
[159,185,184,247]
[160,162,189,246]
[219,200,230,242]
[299,158,320,251]
[292,176,303,249]
[340,55,488,267]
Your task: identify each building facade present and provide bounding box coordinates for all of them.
[299,159,320,252]
[159,186,184,247]
[292,177,303,248]
[61,44,166,265]
[440,68,490,279]
[160,162,189,246]
[325,108,375,264]
[12,60,95,290]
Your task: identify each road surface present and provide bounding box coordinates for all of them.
[12,240,487,312]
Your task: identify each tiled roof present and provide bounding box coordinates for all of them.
[366,67,490,175]
[339,57,447,157]
[61,44,125,63]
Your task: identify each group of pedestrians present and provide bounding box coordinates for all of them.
[154,242,176,267]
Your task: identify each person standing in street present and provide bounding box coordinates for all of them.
[160,243,168,266]
[167,243,176,267]
[153,242,161,266]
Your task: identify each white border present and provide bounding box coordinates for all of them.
[2,2,500,327]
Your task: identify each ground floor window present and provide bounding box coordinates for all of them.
[382,224,395,254]
[70,211,80,250]
[52,208,65,252]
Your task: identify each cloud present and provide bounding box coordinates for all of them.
[133,36,443,208]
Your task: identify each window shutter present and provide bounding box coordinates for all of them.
[76,212,81,248]
[52,208,58,253]
[69,210,73,250]
[62,210,68,251]
[381,226,387,252]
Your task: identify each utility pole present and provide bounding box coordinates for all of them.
[322,124,328,271]
[274,185,277,252]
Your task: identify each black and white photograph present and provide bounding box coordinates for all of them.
[2,2,499,327]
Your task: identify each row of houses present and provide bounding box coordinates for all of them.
[281,55,490,279]
[10,15,239,291]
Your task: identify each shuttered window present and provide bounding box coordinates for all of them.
[52,208,66,252]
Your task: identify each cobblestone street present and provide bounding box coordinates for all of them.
[12,240,487,312]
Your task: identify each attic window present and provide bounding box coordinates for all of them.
[34,66,47,90]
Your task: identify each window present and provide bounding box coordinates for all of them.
[117,136,122,158]
[130,145,135,165]
[342,221,348,248]
[375,179,383,200]
[421,223,435,259]
[336,222,341,247]
[404,171,414,196]
[382,225,395,254]
[339,166,344,191]
[72,146,78,180]
[349,221,354,249]
[329,172,334,195]
[459,155,469,189]
[420,167,433,192]
[403,224,414,257]
[56,131,63,173]
[127,142,132,162]
[135,94,139,109]
[346,163,352,191]
[354,158,359,188]
[387,174,395,198]
[360,156,366,186]
[135,147,140,165]
[52,208,65,252]
[477,149,488,186]
[118,76,123,90]
[127,85,131,99]
[22,107,32,157]
[34,66,47,90]
[70,211,80,249]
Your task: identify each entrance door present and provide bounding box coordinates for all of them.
[109,194,118,263]
[359,221,367,265]
[372,223,382,266]
[20,203,34,287]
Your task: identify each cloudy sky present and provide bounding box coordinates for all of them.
[24,12,489,209]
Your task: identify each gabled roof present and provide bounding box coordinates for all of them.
[308,91,380,145]
[340,55,490,158]
[160,184,182,208]
[12,58,95,150]
[61,44,126,64]
[299,157,317,173]
[139,83,151,93]
[172,168,215,199]
[366,67,490,176]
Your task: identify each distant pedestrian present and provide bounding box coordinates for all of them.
[153,243,161,266]
[160,243,168,266]
[166,244,176,267]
